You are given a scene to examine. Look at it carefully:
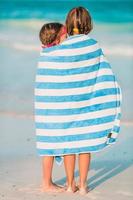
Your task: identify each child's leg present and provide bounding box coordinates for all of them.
[42,156,64,192]
[78,153,91,189]
[64,154,77,192]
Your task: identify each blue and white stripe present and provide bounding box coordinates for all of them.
[34,34,122,165]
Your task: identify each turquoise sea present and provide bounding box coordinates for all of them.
[0,0,133,123]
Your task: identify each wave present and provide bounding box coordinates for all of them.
[13,43,40,51]
[103,46,133,57]
[9,42,133,57]
[0,20,132,57]
[0,32,132,56]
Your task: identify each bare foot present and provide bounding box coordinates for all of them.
[65,180,79,193]
[78,186,89,195]
[41,182,65,193]
[77,184,89,195]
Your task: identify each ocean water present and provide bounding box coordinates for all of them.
[0,0,133,122]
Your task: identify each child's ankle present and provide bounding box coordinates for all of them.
[78,181,87,188]
[42,181,53,188]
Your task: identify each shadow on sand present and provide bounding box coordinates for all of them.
[55,136,133,190]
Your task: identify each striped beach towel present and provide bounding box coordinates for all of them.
[34,34,122,165]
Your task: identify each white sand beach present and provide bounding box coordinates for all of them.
[0,115,133,200]
[0,1,133,199]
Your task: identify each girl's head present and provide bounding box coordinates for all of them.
[39,23,67,47]
[66,7,93,36]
